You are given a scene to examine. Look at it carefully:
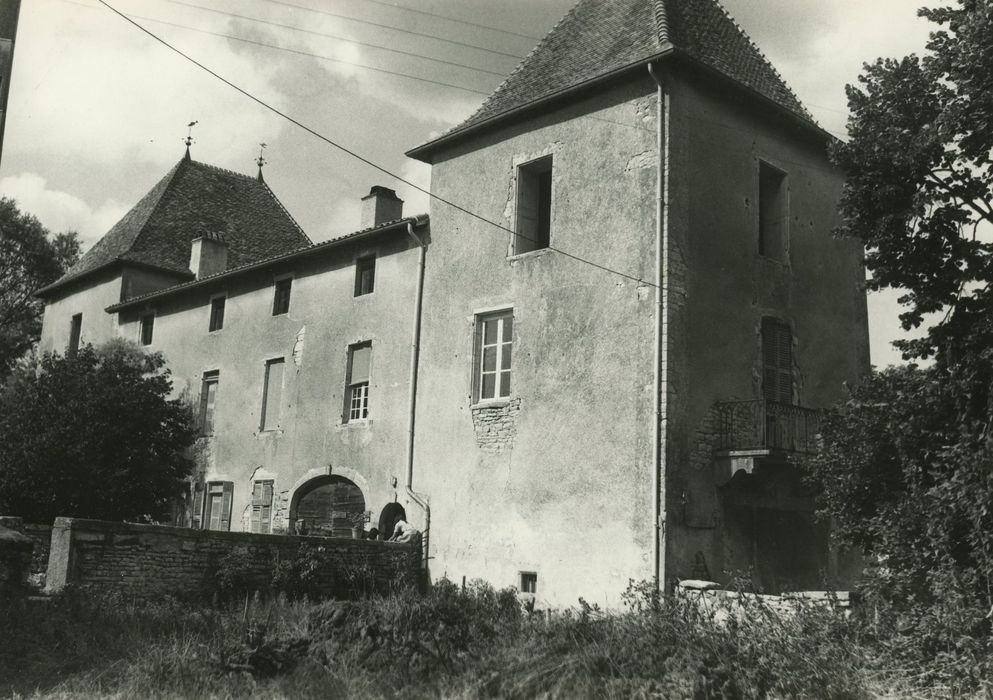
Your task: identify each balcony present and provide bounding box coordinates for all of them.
[715,400,821,455]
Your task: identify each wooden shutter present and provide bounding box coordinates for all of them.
[220,481,234,531]
[191,482,205,529]
[762,318,793,404]
[516,166,539,252]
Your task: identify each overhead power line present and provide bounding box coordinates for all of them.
[169,0,506,78]
[348,0,542,41]
[258,0,526,60]
[96,0,659,289]
[128,12,494,95]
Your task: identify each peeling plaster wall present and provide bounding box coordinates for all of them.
[414,77,660,606]
[115,232,423,536]
[662,68,870,589]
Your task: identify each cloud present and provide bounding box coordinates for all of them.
[0,172,128,249]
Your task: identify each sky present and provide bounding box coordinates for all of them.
[0,0,935,368]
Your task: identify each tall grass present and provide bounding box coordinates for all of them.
[1,580,990,699]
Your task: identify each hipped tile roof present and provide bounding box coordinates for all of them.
[41,155,311,295]
[409,0,814,159]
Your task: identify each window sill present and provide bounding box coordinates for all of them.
[470,399,512,410]
[507,248,553,262]
[337,419,373,429]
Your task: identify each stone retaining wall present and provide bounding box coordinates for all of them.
[46,517,421,602]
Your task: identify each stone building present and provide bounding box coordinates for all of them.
[405,0,868,604]
[37,0,869,605]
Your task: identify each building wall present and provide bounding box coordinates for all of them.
[413,78,661,606]
[662,69,870,589]
[115,232,423,539]
[39,270,123,355]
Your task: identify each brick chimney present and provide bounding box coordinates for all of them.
[361,186,403,228]
[189,233,228,279]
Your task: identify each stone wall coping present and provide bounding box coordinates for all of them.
[51,517,417,550]
[0,524,32,547]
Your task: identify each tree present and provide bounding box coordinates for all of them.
[0,198,81,376]
[0,340,196,524]
[811,0,993,636]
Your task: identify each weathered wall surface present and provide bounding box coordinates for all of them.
[414,77,660,606]
[115,230,424,538]
[46,517,420,601]
[38,270,123,355]
[662,67,870,590]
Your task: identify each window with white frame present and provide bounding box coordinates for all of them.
[474,310,513,402]
[345,342,371,422]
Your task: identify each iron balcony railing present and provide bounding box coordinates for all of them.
[715,400,821,455]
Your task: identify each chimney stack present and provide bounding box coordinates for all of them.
[189,233,228,279]
[361,186,403,229]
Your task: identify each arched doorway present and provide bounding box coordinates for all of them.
[290,475,365,537]
[378,502,406,540]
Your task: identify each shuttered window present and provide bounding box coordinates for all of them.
[261,358,285,431]
[199,371,219,435]
[193,481,233,531]
[250,480,274,534]
[761,318,793,404]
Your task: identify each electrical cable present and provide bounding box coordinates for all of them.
[168,0,508,78]
[347,0,541,41]
[97,0,659,288]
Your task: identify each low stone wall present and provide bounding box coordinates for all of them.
[47,517,421,602]
[0,520,32,598]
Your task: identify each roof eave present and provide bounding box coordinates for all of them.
[104,215,428,313]
[406,47,835,162]
[35,258,194,299]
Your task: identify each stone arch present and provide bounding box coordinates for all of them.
[289,475,366,537]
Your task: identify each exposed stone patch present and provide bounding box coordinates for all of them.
[471,399,521,452]
[624,150,655,172]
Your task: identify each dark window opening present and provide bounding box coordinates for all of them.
[520,571,537,595]
[68,313,82,357]
[199,370,219,436]
[514,156,552,255]
[759,162,787,260]
[354,256,376,296]
[209,296,225,332]
[140,313,154,346]
[272,278,292,316]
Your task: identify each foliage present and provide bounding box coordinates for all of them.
[0,340,196,523]
[0,198,80,376]
[803,366,993,686]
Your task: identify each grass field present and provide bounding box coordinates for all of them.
[1,579,990,699]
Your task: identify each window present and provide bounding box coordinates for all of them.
[345,343,372,421]
[272,277,292,315]
[192,481,233,531]
[761,318,793,404]
[354,256,376,296]
[758,162,788,260]
[198,371,219,436]
[261,358,285,431]
[514,156,552,255]
[68,313,82,357]
[520,571,537,595]
[474,310,513,402]
[250,480,274,534]
[209,296,225,332]
[139,313,154,346]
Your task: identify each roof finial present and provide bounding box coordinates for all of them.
[183,120,198,160]
[256,142,267,182]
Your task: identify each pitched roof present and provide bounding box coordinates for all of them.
[39,155,312,295]
[105,215,428,313]
[408,0,815,160]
